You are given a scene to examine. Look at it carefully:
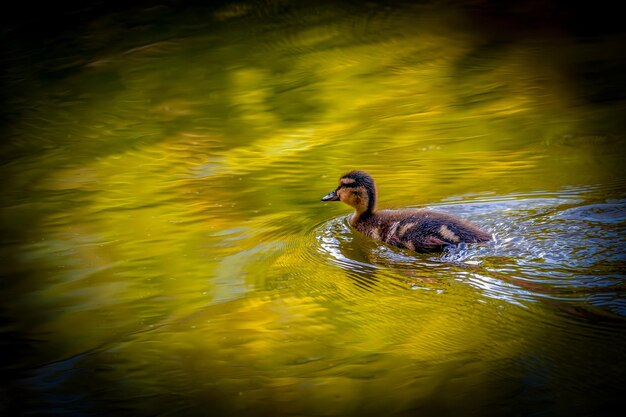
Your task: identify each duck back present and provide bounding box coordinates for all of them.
[354,209,491,253]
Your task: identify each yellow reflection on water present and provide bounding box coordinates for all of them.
[2,1,626,416]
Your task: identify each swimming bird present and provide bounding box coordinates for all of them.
[321,170,491,253]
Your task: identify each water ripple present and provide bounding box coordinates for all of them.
[312,194,626,322]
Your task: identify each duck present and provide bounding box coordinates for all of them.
[321,170,491,253]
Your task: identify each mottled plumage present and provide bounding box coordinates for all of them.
[321,170,491,253]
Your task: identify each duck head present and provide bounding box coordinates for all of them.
[321,170,377,221]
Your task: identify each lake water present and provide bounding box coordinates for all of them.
[2,1,625,416]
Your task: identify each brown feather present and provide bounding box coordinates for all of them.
[322,171,491,253]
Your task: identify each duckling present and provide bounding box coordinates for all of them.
[321,170,491,253]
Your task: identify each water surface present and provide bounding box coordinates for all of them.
[2,1,626,416]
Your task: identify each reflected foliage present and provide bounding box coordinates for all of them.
[1,1,625,416]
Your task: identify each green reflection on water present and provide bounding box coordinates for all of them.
[2,1,625,416]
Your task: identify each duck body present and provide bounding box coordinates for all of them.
[321,170,491,253]
[352,208,491,252]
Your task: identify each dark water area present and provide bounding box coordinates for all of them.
[2,1,626,416]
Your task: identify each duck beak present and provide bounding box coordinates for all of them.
[321,189,339,202]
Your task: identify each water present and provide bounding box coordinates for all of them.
[2,1,626,416]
